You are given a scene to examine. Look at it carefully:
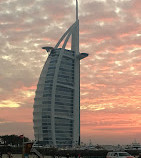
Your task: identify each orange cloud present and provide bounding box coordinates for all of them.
[0,107,33,123]
[0,100,21,108]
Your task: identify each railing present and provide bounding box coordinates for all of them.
[30,147,43,158]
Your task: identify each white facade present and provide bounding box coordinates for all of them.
[33,0,88,147]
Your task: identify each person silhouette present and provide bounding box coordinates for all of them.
[0,151,2,158]
[138,153,141,158]
[7,151,13,158]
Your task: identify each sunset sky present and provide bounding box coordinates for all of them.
[0,0,141,145]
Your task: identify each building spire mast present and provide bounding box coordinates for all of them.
[76,0,78,20]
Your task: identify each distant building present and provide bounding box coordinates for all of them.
[33,0,88,147]
[124,140,141,150]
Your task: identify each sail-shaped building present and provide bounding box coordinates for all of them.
[33,0,88,147]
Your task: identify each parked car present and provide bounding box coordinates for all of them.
[106,152,134,158]
[32,144,43,148]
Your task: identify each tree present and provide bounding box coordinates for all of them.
[0,135,30,146]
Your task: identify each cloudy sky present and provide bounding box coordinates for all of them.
[0,0,141,145]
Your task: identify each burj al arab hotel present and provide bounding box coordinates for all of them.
[33,0,88,147]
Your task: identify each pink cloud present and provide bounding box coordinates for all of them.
[8,108,32,122]
[0,0,141,144]
[80,110,141,144]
